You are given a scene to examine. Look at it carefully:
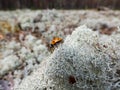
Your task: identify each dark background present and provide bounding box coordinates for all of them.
[0,0,119,10]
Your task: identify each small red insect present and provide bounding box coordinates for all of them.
[49,37,63,52]
[50,37,62,45]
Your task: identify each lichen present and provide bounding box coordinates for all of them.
[14,25,120,90]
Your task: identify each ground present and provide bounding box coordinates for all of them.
[0,9,120,90]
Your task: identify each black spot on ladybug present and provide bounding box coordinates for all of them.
[68,75,76,84]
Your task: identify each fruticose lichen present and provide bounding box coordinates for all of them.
[0,34,49,77]
[14,25,120,90]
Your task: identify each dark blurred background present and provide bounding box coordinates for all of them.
[0,0,119,10]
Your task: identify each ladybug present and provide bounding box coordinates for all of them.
[49,37,63,52]
[50,37,63,45]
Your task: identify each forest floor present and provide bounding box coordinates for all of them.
[0,9,120,90]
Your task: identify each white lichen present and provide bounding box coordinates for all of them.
[14,25,120,90]
[0,34,50,77]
